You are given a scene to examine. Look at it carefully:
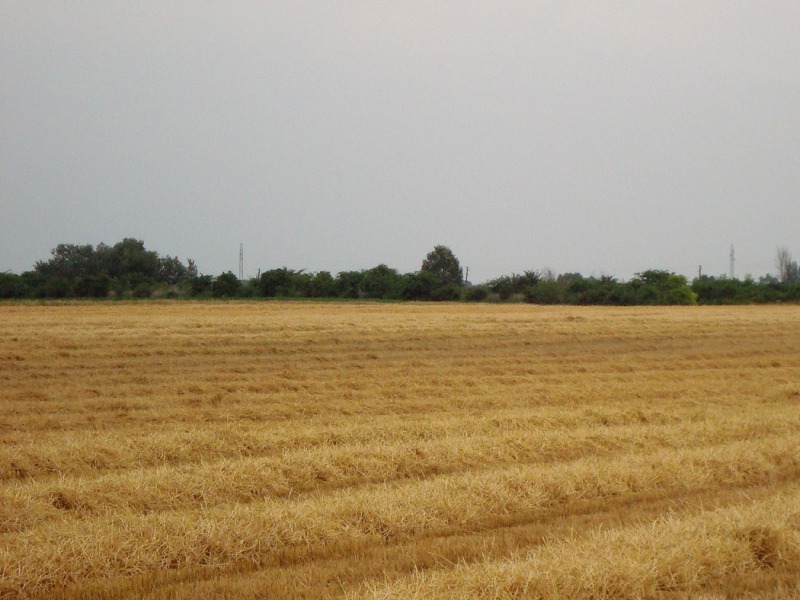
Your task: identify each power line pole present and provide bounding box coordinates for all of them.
[729,245,735,280]
[239,243,244,281]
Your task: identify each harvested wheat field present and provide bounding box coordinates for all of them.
[1,301,799,599]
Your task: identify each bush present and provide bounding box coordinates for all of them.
[132,281,154,299]
[309,271,336,298]
[212,272,241,298]
[631,271,696,305]
[0,273,25,298]
[524,280,563,304]
[257,268,296,297]
[360,265,402,299]
[489,276,514,301]
[189,275,214,297]
[74,274,111,298]
[335,271,365,299]
[401,271,438,300]
[465,286,490,302]
[43,276,71,298]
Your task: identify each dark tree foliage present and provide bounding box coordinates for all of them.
[19,239,196,298]
[104,239,160,280]
[0,273,26,299]
[486,271,541,300]
[4,238,800,304]
[74,274,112,298]
[43,276,72,298]
[629,270,697,305]
[257,268,297,297]
[308,271,336,298]
[465,285,490,302]
[691,275,800,304]
[524,279,563,304]
[335,271,365,299]
[189,275,214,297]
[517,271,541,290]
[489,276,514,301]
[400,271,438,301]
[421,245,463,287]
[158,256,188,285]
[544,272,696,306]
[34,243,97,280]
[401,271,460,301]
[19,271,48,298]
[564,275,620,305]
[360,265,403,299]
[212,272,242,298]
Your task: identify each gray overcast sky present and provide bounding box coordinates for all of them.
[2,2,799,283]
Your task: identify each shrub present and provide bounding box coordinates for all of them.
[212,272,242,298]
[466,286,490,302]
[524,280,563,304]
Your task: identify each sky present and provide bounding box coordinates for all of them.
[2,2,799,283]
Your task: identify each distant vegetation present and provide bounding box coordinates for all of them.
[2,238,799,304]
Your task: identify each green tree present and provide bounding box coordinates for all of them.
[74,274,111,298]
[631,270,696,305]
[465,285,490,302]
[43,275,72,298]
[516,271,541,292]
[158,255,189,285]
[335,271,365,299]
[108,239,159,280]
[401,271,438,300]
[212,272,241,298]
[565,275,622,305]
[257,268,295,297]
[308,271,336,298]
[35,243,97,280]
[0,273,25,298]
[292,272,313,297]
[19,271,48,298]
[402,271,460,301]
[360,264,402,299]
[421,245,463,287]
[189,275,214,297]
[524,279,563,304]
[488,276,514,301]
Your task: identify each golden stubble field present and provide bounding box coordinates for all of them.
[1,301,799,599]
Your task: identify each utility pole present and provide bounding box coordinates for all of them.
[239,243,244,281]
[464,266,469,286]
[729,245,735,280]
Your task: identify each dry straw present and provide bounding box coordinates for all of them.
[1,302,799,598]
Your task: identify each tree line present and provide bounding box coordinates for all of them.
[2,239,799,305]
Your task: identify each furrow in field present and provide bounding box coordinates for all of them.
[3,413,797,533]
[0,369,789,436]
[364,488,800,599]
[2,396,796,482]
[2,436,798,595]
[4,358,793,435]
[5,340,794,434]
[131,478,798,600]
